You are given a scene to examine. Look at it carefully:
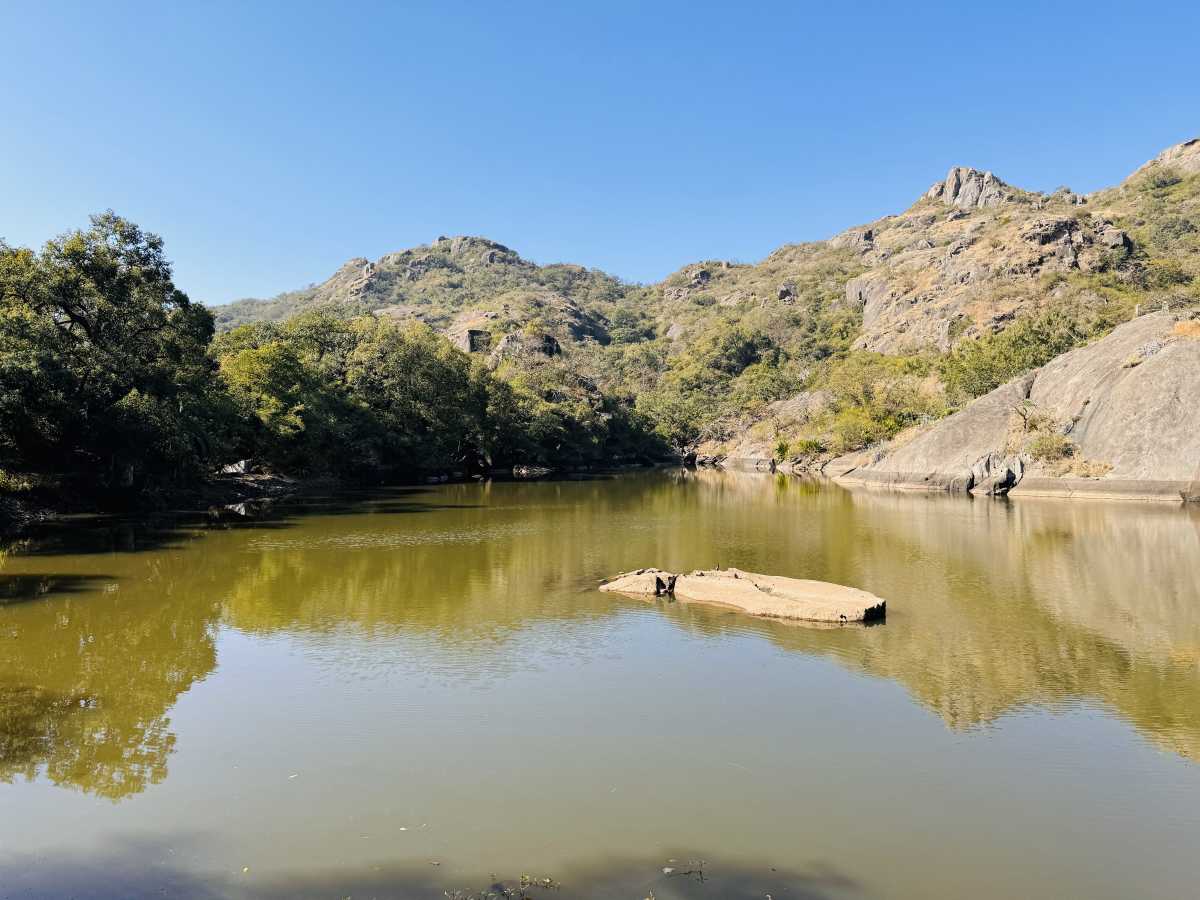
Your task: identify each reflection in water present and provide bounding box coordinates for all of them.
[675,471,1200,759]
[2,473,1200,799]
[1,472,1199,899]
[0,545,219,798]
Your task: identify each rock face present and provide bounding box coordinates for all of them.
[830,313,1200,501]
[600,567,886,623]
[927,167,1015,209]
[830,374,1035,493]
[1022,313,1200,488]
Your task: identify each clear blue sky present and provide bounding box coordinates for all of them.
[3,1,1198,305]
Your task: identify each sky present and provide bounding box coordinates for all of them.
[3,1,1198,305]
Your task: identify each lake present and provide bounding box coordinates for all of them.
[2,470,1199,899]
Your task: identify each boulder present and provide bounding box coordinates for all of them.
[830,227,874,251]
[1022,313,1200,486]
[829,374,1034,493]
[831,313,1200,501]
[451,328,492,353]
[1022,217,1077,245]
[843,273,898,332]
[600,568,886,624]
[1096,224,1131,251]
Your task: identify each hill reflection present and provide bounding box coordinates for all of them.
[2,471,1198,800]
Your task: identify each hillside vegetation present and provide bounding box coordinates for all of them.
[2,139,1197,511]
[213,138,1200,465]
[0,218,661,511]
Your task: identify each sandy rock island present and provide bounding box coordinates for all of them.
[600,567,886,624]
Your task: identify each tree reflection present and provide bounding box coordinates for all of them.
[2,471,1199,806]
[1,534,220,799]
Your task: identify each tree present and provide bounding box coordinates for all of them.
[636,390,712,457]
[0,213,224,494]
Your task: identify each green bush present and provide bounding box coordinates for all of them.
[1028,433,1073,462]
[1149,215,1197,249]
[940,308,1088,404]
[792,437,827,456]
[1140,167,1183,191]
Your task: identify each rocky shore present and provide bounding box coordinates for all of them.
[825,312,1200,502]
[692,311,1199,504]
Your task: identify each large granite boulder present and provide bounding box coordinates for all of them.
[830,313,1200,501]
[831,374,1034,493]
[490,332,562,362]
[1020,312,1200,492]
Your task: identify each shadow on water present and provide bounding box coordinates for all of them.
[0,573,116,605]
[4,486,489,560]
[0,832,867,900]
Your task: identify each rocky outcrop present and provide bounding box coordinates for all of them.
[831,373,1034,493]
[1020,313,1200,491]
[448,310,499,352]
[452,328,492,353]
[1130,138,1200,179]
[926,167,1016,208]
[829,227,874,251]
[830,313,1200,501]
[600,567,886,623]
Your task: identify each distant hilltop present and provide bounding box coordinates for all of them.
[214,137,1200,358]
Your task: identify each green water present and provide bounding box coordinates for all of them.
[2,470,1199,899]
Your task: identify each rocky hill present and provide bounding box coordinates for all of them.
[653,139,1199,357]
[210,139,1200,498]
[215,139,1200,362]
[215,235,627,356]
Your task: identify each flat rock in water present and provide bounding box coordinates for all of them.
[600,567,885,624]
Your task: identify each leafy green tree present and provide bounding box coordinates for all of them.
[0,213,225,494]
[636,390,713,457]
[344,319,489,469]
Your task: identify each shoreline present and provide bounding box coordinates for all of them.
[0,461,680,540]
[6,457,1195,542]
[696,454,1200,505]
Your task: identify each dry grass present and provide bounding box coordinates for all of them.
[1171,319,1200,339]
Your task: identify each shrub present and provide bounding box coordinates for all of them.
[941,308,1088,404]
[1149,215,1197,248]
[1028,433,1073,462]
[1140,167,1184,191]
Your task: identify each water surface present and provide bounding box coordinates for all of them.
[2,471,1199,899]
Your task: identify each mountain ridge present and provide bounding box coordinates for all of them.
[215,138,1200,354]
